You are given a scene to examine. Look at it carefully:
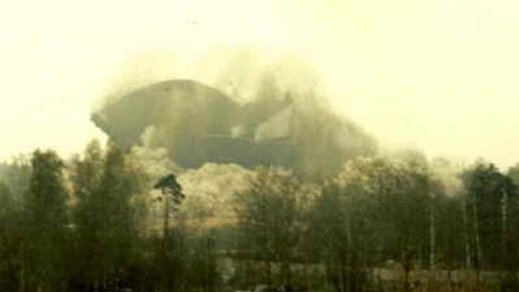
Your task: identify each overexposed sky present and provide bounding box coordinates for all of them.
[1,0,519,168]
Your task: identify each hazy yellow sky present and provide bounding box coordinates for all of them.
[1,0,519,168]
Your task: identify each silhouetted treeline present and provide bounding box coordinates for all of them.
[1,142,519,291]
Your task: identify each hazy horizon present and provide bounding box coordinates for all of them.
[2,0,519,169]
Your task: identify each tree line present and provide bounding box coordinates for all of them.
[1,141,519,291]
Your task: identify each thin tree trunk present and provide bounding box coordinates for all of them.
[283,260,292,292]
[93,279,99,292]
[304,262,310,292]
[403,267,410,292]
[206,236,214,292]
[266,261,272,285]
[472,199,482,271]
[163,189,170,243]
[429,195,436,269]
[161,189,171,292]
[18,263,24,292]
[345,212,353,292]
[501,189,508,270]
[462,198,472,269]
[338,259,345,292]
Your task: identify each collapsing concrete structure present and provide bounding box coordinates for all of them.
[92,79,376,178]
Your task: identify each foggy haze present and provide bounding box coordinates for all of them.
[2,0,519,167]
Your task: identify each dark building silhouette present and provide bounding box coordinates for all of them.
[92,79,376,178]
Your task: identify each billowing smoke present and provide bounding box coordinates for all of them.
[429,157,463,197]
[92,49,377,179]
[176,163,252,232]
